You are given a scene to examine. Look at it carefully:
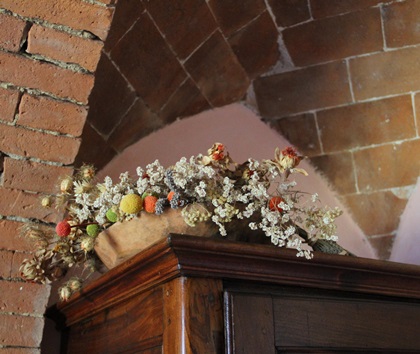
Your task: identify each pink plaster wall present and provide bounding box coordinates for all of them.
[391,177,420,265]
[99,103,375,258]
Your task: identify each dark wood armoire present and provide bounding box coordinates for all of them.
[55,234,420,353]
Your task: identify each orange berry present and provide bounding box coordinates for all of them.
[269,196,284,212]
[167,191,175,201]
[144,195,158,213]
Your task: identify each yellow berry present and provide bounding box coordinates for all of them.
[120,194,143,214]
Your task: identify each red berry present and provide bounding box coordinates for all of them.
[56,220,71,237]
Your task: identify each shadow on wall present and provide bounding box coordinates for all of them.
[98,103,375,259]
[391,177,420,266]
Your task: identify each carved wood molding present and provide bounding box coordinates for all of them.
[58,234,420,326]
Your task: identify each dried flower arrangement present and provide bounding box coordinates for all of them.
[20,143,348,301]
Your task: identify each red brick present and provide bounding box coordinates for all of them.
[0,123,81,164]
[184,31,250,106]
[0,220,33,252]
[228,10,279,79]
[145,0,217,60]
[0,0,113,40]
[0,187,61,223]
[103,0,144,52]
[109,98,163,153]
[0,250,13,278]
[27,25,103,71]
[18,94,87,136]
[354,139,420,192]
[284,8,382,66]
[383,0,420,48]
[341,191,407,236]
[350,46,420,101]
[0,51,94,104]
[368,234,395,260]
[270,113,321,157]
[208,0,266,37]
[310,152,357,194]
[254,61,352,118]
[317,95,416,153]
[0,314,44,347]
[3,158,72,193]
[159,79,211,124]
[416,93,420,135]
[0,348,40,354]
[110,13,186,112]
[0,87,20,123]
[0,281,49,314]
[310,0,382,19]
[86,53,136,136]
[0,13,26,51]
[74,122,117,171]
[267,0,310,27]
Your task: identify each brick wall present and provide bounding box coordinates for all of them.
[254,0,420,260]
[0,1,113,351]
[0,0,419,351]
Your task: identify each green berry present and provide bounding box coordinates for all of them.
[106,209,118,223]
[86,224,99,237]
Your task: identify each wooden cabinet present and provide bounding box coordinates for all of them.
[56,235,420,353]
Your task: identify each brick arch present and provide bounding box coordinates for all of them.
[0,0,419,351]
[75,0,280,169]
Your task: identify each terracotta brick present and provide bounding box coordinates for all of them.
[0,0,113,40]
[254,61,352,118]
[27,25,103,72]
[0,314,44,347]
[109,98,163,153]
[74,122,117,170]
[228,11,279,79]
[310,0,382,19]
[18,94,87,136]
[2,158,72,194]
[104,0,144,52]
[354,139,420,192]
[0,123,81,164]
[368,234,395,260]
[267,0,310,27]
[0,187,61,223]
[207,0,266,37]
[0,348,40,354]
[0,51,94,104]
[184,31,250,106]
[0,220,33,252]
[284,8,383,66]
[383,0,420,48]
[0,87,20,123]
[416,93,420,135]
[87,53,136,136]
[145,0,217,60]
[350,46,420,101]
[0,13,27,52]
[160,79,211,124]
[0,250,13,278]
[0,281,49,314]
[317,95,416,153]
[341,190,407,236]
[270,113,321,157]
[110,13,186,112]
[310,152,357,194]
